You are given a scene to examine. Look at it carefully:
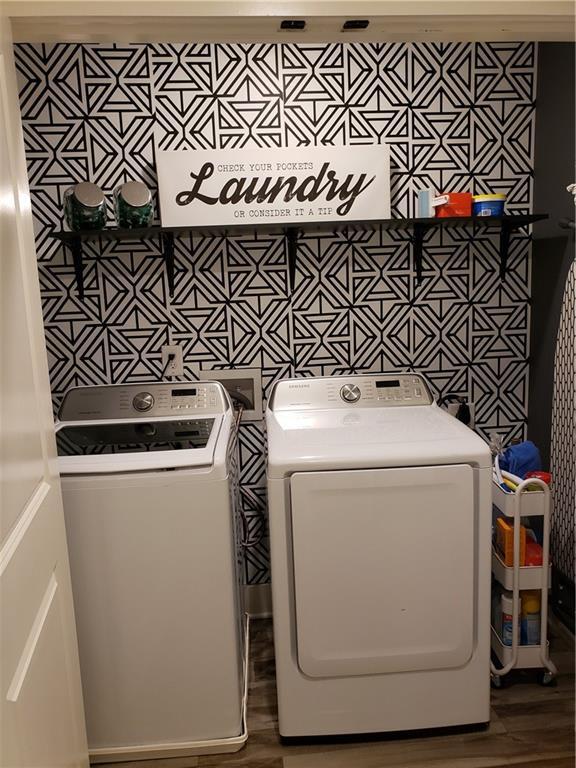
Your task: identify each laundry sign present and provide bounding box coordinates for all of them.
[156,146,390,227]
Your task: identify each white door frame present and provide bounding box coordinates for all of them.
[0,10,89,768]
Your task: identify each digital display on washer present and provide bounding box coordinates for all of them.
[56,419,214,456]
[376,380,401,388]
[172,388,197,396]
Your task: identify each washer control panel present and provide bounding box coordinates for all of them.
[270,374,433,411]
[59,382,228,421]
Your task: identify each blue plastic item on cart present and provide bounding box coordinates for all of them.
[499,441,542,478]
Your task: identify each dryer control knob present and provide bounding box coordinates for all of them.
[340,384,361,403]
[133,392,155,412]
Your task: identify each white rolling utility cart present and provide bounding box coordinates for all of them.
[490,477,557,687]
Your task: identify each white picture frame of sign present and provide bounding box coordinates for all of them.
[156,146,391,228]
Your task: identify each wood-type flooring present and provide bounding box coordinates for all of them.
[104,616,574,768]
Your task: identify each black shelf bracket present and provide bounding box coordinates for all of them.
[285,227,299,292]
[412,223,428,285]
[162,231,175,297]
[499,220,513,280]
[69,235,84,299]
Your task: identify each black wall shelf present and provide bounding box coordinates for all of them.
[51,214,548,299]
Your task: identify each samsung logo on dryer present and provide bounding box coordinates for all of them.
[288,383,311,389]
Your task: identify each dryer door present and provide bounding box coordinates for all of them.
[290,464,475,678]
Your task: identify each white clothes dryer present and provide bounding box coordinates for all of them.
[56,382,247,762]
[266,373,492,737]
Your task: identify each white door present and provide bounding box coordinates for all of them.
[0,15,89,768]
[290,465,475,678]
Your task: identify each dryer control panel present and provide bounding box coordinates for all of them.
[269,374,433,411]
[59,382,229,421]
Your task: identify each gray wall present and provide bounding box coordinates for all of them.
[529,42,575,631]
[529,42,575,468]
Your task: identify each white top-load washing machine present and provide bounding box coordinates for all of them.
[266,373,492,737]
[56,382,247,762]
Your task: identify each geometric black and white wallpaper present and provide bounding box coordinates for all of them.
[15,41,536,583]
[551,258,575,585]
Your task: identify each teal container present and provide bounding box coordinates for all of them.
[63,182,106,231]
[114,181,153,228]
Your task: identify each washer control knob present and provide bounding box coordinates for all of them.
[133,392,155,412]
[340,384,361,403]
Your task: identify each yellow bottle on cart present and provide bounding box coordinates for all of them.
[520,591,541,645]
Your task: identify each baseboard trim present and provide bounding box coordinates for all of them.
[244,582,272,617]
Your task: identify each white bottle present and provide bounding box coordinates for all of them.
[492,589,520,646]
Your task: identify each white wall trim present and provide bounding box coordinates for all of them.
[6,1,575,18]
[7,1,575,43]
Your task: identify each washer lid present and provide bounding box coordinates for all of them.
[56,414,223,474]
